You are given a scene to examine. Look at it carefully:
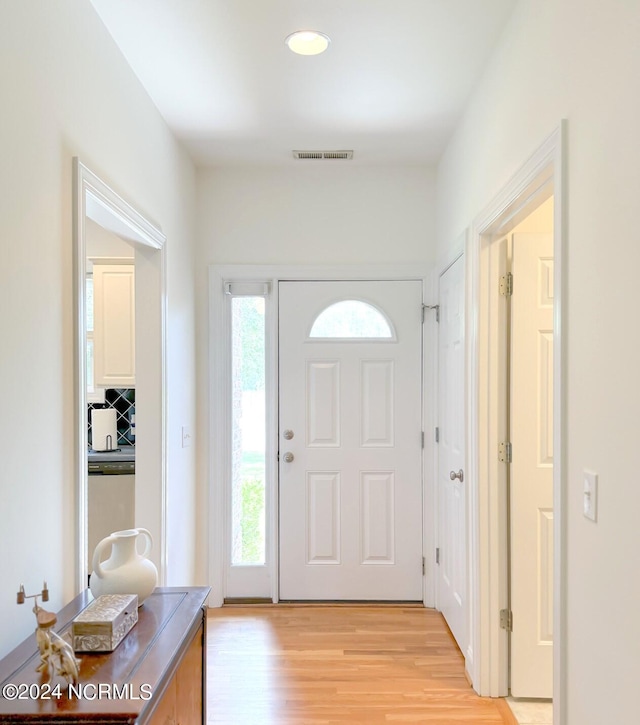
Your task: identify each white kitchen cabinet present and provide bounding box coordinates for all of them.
[93,264,135,387]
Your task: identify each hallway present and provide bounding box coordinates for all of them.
[207,606,517,724]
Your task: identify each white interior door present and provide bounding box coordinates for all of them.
[510,232,554,697]
[278,280,423,600]
[437,255,467,653]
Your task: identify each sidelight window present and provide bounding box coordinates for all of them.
[230,296,266,566]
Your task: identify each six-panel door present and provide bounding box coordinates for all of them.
[278,280,423,601]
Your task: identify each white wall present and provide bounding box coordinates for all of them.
[195,164,436,576]
[436,1,640,722]
[0,0,198,657]
[197,165,436,265]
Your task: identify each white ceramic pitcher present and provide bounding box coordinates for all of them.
[89,528,158,606]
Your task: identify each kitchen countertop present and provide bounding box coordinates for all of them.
[88,444,135,462]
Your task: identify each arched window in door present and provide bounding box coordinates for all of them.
[308,299,395,340]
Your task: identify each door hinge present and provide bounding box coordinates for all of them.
[435,426,439,443]
[499,273,513,297]
[422,556,426,575]
[435,547,440,565]
[500,608,513,632]
[498,441,512,463]
[421,431,425,449]
[422,304,440,323]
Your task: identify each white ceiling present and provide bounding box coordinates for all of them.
[90,0,516,167]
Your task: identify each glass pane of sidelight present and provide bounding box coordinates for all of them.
[231,296,266,565]
[309,300,394,339]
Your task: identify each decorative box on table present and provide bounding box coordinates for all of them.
[72,593,138,652]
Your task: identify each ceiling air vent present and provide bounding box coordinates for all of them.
[293,150,354,160]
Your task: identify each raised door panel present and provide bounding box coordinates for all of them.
[360,360,394,447]
[360,471,395,564]
[306,361,340,446]
[306,472,341,564]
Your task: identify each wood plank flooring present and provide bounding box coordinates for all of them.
[207,606,517,724]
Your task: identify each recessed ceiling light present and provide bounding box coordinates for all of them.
[285,30,331,56]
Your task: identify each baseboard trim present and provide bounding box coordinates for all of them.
[223,597,273,605]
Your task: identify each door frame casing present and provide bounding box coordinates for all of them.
[208,264,433,608]
[466,123,566,724]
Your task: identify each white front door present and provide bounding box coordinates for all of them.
[437,255,467,652]
[510,232,554,697]
[278,280,423,600]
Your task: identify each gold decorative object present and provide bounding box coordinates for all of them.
[16,582,80,685]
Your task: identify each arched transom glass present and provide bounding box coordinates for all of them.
[308,300,395,340]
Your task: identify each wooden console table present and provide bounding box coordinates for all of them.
[0,586,210,723]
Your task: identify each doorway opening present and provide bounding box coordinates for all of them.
[85,231,136,585]
[208,265,432,608]
[467,125,565,725]
[505,198,554,703]
[73,159,167,593]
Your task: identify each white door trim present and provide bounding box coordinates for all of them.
[208,263,433,608]
[466,123,567,725]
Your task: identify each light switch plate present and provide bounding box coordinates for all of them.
[583,470,598,522]
[182,426,192,448]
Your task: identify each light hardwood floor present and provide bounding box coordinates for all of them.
[207,606,517,724]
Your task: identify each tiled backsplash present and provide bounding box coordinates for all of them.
[88,388,135,448]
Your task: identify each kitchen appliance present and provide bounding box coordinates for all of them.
[91,408,118,451]
[88,446,135,575]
